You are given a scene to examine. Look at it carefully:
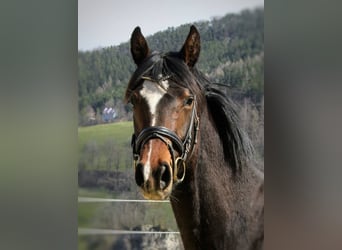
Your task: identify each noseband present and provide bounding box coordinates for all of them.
[131,83,199,184]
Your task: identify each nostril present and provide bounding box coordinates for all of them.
[135,163,145,187]
[159,164,171,190]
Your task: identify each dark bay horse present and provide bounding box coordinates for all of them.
[125,26,264,250]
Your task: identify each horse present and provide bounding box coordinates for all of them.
[125,25,264,250]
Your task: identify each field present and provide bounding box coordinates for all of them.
[78,121,133,151]
[78,122,133,170]
[78,122,179,250]
[78,121,134,229]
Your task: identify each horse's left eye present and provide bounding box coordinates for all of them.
[184,97,194,106]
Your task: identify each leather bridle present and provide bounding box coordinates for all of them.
[131,78,199,184]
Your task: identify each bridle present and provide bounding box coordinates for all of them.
[131,77,199,184]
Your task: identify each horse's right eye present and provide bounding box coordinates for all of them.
[184,96,194,106]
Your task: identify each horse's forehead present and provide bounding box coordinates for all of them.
[139,80,169,124]
[139,80,169,105]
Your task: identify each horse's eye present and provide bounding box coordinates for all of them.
[184,96,194,106]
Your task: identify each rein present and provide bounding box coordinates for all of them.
[131,78,199,184]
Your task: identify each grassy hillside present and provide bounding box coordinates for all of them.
[78,121,133,170]
[78,121,179,250]
[78,121,133,149]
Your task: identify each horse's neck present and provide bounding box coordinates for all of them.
[171,107,263,249]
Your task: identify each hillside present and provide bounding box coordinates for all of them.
[78,122,133,171]
[78,7,264,125]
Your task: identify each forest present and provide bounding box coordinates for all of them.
[78,7,264,126]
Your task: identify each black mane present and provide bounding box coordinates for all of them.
[126,51,252,172]
[205,84,253,172]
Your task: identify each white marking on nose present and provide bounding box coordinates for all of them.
[140,80,169,180]
[140,80,169,126]
[143,141,152,181]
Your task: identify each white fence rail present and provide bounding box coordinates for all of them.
[78,228,180,235]
[78,197,170,203]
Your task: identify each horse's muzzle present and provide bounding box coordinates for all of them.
[135,161,173,200]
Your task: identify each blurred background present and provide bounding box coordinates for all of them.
[3,0,342,250]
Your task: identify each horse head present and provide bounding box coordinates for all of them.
[125,26,202,200]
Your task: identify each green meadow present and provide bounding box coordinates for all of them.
[78,121,133,150]
[78,121,179,249]
[78,122,133,238]
[78,122,133,170]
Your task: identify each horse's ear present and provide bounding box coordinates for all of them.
[180,25,201,67]
[130,27,150,66]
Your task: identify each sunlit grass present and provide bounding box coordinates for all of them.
[78,121,133,150]
[78,121,133,170]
